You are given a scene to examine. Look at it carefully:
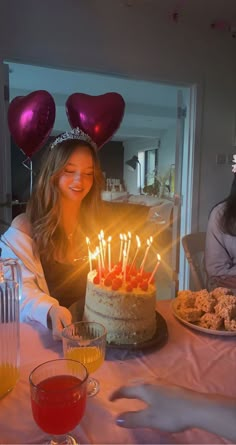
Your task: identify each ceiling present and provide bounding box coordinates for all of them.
[120,0,236,29]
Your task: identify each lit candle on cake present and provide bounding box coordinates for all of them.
[95,246,102,283]
[130,235,141,271]
[107,236,112,272]
[126,232,132,264]
[123,234,127,256]
[148,253,161,284]
[98,230,105,269]
[102,239,106,262]
[86,237,92,272]
[123,249,127,283]
[140,236,153,275]
[119,234,124,262]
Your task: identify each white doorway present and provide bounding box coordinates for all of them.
[1,61,196,294]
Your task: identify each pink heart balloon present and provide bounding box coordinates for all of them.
[8,90,56,158]
[66,92,125,149]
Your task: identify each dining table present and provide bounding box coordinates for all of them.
[0,299,235,445]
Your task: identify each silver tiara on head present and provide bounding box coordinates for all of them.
[50,127,97,151]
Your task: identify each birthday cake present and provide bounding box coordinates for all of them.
[83,265,157,345]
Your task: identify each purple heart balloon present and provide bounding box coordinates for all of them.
[66,92,125,149]
[8,90,56,158]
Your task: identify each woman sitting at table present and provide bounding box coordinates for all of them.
[205,165,236,294]
[110,381,236,442]
[0,128,104,339]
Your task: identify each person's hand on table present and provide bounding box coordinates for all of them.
[47,305,72,340]
[110,381,197,432]
[110,380,236,442]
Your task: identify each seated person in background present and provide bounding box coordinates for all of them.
[205,165,236,294]
[0,128,104,340]
[110,381,236,443]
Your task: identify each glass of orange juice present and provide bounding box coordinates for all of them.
[0,258,21,399]
[62,322,106,397]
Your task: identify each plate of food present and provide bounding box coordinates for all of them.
[172,288,236,336]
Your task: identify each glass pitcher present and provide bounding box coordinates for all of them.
[0,257,21,399]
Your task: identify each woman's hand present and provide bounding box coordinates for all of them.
[110,381,236,442]
[110,381,201,432]
[47,305,72,340]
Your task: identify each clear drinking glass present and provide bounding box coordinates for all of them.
[0,258,21,399]
[29,358,88,445]
[62,322,107,397]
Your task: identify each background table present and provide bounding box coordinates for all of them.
[0,300,235,444]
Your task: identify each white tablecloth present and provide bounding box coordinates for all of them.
[0,300,235,444]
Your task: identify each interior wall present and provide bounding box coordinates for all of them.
[1,0,236,231]
[158,126,176,176]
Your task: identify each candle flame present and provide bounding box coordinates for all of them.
[86,237,90,245]
[91,246,100,259]
[136,235,141,248]
[157,253,161,261]
[108,236,112,242]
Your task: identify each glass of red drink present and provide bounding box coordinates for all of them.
[29,358,88,445]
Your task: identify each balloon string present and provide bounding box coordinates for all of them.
[22,158,33,196]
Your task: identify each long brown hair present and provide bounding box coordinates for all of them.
[26,138,104,260]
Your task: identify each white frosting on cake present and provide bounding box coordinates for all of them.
[84,270,156,345]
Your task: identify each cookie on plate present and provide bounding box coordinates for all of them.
[198,313,223,330]
[214,295,236,320]
[195,289,216,313]
[178,307,202,323]
[224,319,236,331]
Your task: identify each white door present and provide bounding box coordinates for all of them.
[0,61,11,234]
[170,90,186,297]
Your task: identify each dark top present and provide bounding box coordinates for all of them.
[41,254,89,321]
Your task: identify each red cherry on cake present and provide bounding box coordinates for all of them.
[142,271,149,279]
[140,281,148,291]
[93,274,100,284]
[104,277,112,287]
[131,278,138,288]
[112,277,122,290]
[105,272,115,281]
[136,273,143,282]
[126,283,133,292]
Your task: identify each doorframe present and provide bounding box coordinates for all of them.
[0,60,11,233]
[1,58,203,290]
[179,82,203,290]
